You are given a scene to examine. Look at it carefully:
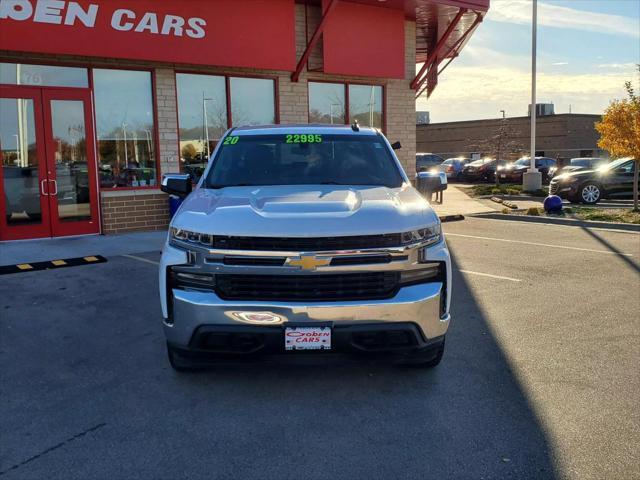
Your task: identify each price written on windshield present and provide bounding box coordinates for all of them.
[286,134,322,144]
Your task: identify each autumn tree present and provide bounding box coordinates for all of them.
[595,66,640,211]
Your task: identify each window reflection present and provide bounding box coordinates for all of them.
[93,69,156,188]
[176,73,227,181]
[0,63,88,88]
[308,82,345,124]
[0,98,41,225]
[349,84,383,129]
[230,77,275,126]
[50,100,91,222]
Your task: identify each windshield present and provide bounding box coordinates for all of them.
[205,133,404,188]
[514,158,530,166]
[571,159,593,167]
[599,158,628,171]
[469,159,492,166]
[442,159,455,165]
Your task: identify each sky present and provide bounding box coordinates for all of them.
[417,0,640,123]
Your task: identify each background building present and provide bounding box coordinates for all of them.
[416,113,606,163]
[0,0,487,240]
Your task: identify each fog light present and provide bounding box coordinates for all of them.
[400,265,440,285]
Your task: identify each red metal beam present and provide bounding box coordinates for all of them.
[411,7,467,90]
[438,11,483,71]
[291,0,339,82]
[415,11,483,99]
[415,75,430,99]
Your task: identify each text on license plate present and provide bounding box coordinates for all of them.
[285,326,331,351]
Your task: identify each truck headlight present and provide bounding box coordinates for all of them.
[402,224,441,247]
[170,227,212,247]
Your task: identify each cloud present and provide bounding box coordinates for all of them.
[418,55,635,122]
[551,62,568,66]
[488,0,640,38]
[597,63,638,70]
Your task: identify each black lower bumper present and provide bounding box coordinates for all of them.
[169,322,444,361]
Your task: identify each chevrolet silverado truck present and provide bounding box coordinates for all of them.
[159,124,451,371]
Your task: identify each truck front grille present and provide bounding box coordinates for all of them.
[215,272,400,302]
[549,182,559,195]
[211,234,402,251]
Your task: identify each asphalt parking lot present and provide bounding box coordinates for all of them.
[1,218,638,479]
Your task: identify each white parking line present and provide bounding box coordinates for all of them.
[122,254,160,266]
[446,233,634,257]
[458,269,522,282]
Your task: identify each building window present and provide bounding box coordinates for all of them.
[308,81,384,129]
[176,73,227,180]
[93,69,156,188]
[230,77,275,126]
[349,84,383,129]
[0,63,88,88]
[308,82,345,124]
[174,74,276,180]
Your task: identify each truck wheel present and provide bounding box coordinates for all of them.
[580,183,602,204]
[399,337,445,368]
[167,343,200,372]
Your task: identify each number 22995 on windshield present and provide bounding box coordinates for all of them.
[285,134,322,144]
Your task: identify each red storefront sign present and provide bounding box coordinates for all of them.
[0,0,296,71]
[322,0,405,79]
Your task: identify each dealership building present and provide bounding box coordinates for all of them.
[417,113,606,163]
[0,0,487,240]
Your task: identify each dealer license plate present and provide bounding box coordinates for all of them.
[285,326,331,351]
[500,174,507,178]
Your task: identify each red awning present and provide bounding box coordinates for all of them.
[296,0,489,93]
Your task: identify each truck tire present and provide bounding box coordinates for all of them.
[398,337,445,368]
[167,343,200,372]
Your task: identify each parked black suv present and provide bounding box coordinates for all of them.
[549,158,638,204]
[497,157,557,184]
[461,158,507,182]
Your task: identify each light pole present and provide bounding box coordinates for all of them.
[121,122,129,166]
[523,0,542,192]
[202,95,213,158]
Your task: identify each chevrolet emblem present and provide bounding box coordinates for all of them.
[286,255,331,270]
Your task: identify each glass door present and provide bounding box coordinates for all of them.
[42,89,100,237]
[0,86,51,240]
[0,86,100,240]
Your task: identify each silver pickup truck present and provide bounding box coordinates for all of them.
[159,124,451,371]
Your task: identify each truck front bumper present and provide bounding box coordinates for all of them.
[165,281,449,352]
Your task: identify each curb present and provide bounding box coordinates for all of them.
[0,255,108,275]
[439,214,465,223]
[469,213,640,232]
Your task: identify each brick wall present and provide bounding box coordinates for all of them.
[100,191,169,234]
[416,114,605,162]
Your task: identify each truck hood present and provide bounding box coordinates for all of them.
[172,184,439,237]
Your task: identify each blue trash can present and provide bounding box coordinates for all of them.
[169,195,183,218]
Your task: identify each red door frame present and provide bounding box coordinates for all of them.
[0,85,52,240]
[0,85,100,240]
[41,88,100,237]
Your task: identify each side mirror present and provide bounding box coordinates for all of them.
[161,174,192,198]
[391,141,402,150]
